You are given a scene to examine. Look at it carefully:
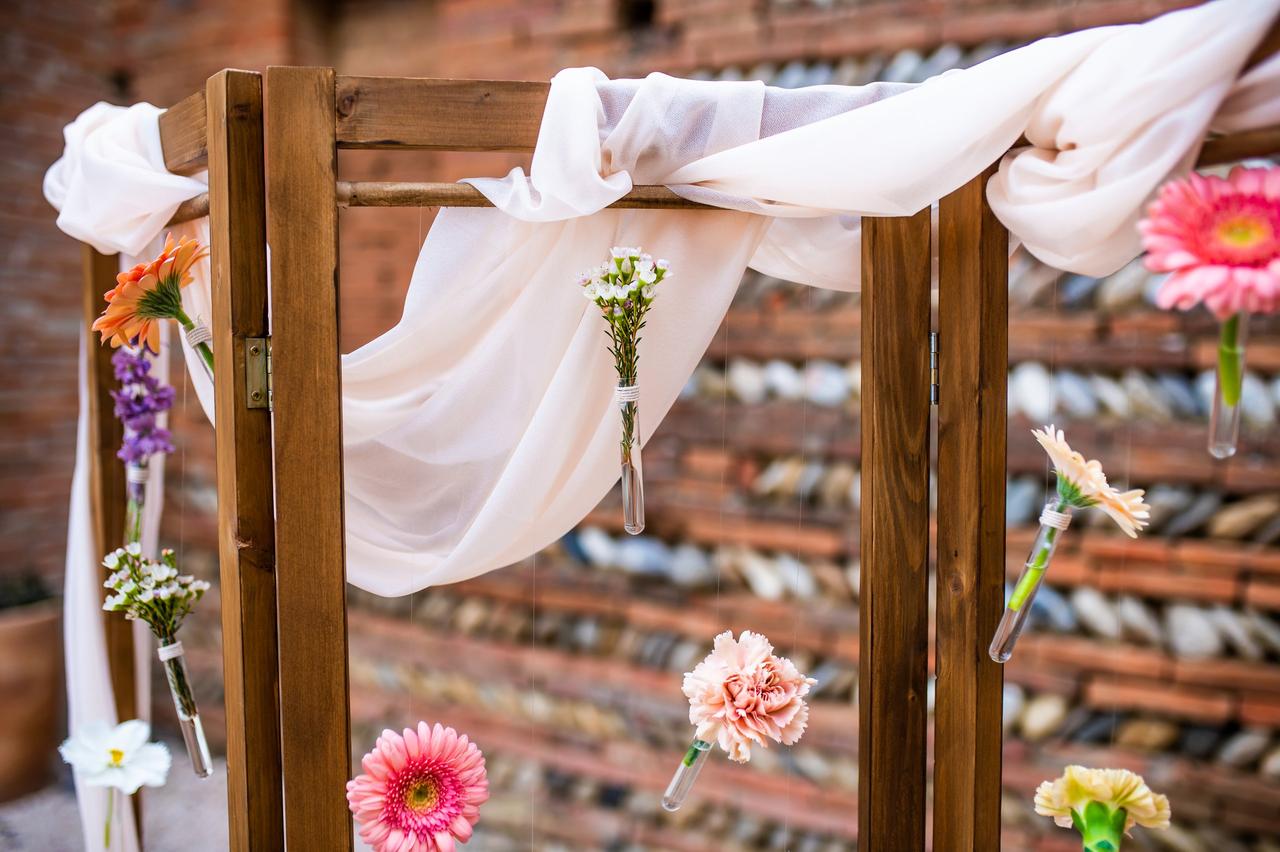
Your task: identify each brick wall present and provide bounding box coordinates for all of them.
[2,0,1200,588]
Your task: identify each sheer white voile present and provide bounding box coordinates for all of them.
[41,0,1280,841]
[46,0,1280,601]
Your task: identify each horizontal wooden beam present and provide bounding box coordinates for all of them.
[159,90,208,175]
[1197,124,1280,167]
[165,194,211,226]
[335,75,548,151]
[336,180,716,209]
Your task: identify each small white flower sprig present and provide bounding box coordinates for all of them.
[579,246,670,459]
[103,543,211,643]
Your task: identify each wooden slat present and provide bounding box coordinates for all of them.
[858,210,932,852]
[265,66,353,850]
[336,180,715,209]
[335,75,548,151]
[166,194,210,227]
[1198,124,1280,167]
[934,168,1007,852]
[206,69,284,851]
[83,245,142,840]
[82,247,135,723]
[158,90,208,175]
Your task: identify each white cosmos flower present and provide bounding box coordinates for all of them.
[582,282,598,299]
[103,552,119,570]
[192,580,212,593]
[656,258,669,270]
[125,542,141,557]
[610,246,628,259]
[59,720,170,794]
[642,284,656,299]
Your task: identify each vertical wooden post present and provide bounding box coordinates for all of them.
[82,247,137,723]
[265,66,353,849]
[206,69,285,850]
[934,169,1007,851]
[859,209,932,852]
[83,245,142,840]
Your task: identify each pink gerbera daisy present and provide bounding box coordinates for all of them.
[347,722,488,852]
[1139,165,1280,319]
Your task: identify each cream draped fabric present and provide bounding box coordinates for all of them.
[42,0,1280,843]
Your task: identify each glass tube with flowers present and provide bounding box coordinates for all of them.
[110,348,175,542]
[103,545,214,777]
[662,631,816,811]
[93,233,214,379]
[1139,166,1280,458]
[579,247,669,534]
[990,426,1149,663]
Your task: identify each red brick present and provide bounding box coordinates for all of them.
[1084,676,1234,723]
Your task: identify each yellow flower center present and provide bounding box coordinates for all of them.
[1215,214,1271,248]
[405,778,439,813]
[108,748,125,767]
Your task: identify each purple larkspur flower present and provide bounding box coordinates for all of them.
[110,349,175,464]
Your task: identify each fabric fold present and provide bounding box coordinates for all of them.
[47,0,1280,598]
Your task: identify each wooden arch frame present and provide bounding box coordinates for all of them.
[78,33,1280,849]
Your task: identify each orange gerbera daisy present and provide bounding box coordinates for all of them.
[93,234,208,354]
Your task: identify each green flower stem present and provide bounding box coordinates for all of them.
[1218,313,1244,408]
[1073,802,1128,852]
[105,787,114,848]
[160,636,199,719]
[124,494,144,544]
[684,739,711,766]
[1008,499,1068,612]
[173,307,215,375]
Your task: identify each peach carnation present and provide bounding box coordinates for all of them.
[682,630,816,763]
[1140,166,1280,319]
[347,722,488,852]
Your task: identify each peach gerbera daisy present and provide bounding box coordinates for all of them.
[1035,765,1170,849]
[347,722,489,852]
[1140,166,1280,320]
[682,630,816,763]
[1033,425,1149,537]
[92,233,208,353]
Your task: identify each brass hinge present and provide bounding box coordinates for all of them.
[245,336,272,410]
[929,332,939,406]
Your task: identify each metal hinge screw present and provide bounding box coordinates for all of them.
[246,336,272,410]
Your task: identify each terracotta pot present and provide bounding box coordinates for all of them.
[0,599,62,802]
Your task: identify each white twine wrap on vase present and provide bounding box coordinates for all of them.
[184,322,212,349]
[1039,506,1072,531]
[125,464,151,485]
[156,641,184,662]
[614,384,640,403]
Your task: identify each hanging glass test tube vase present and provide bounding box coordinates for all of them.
[158,640,213,777]
[617,381,644,534]
[123,462,149,543]
[662,738,711,811]
[577,246,669,535]
[1208,310,1248,459]
[990,502,1072,663]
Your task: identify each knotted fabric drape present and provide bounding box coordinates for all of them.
[42,0,1280,845]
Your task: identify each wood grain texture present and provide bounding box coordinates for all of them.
[206,69,284,851]
[335,76,549,150]
[83,246,143,839]
[336,180,716,209]
[265,66,353,850]
[1198,125,1280,167]
[858,210,932,852]
[934,169,1007,852]
[82,246,135,723]
[158,90,208,175]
